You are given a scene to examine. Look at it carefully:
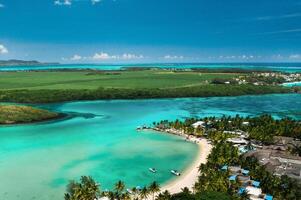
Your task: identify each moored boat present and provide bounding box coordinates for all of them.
[171,169,181,176]
[149,168,157,173]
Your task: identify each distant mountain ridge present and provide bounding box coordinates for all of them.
[0,59,59,66]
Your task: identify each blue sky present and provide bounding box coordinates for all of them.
[0,0,301,63]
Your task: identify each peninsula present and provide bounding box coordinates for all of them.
[0,59,59,66]
[0,105,60,124]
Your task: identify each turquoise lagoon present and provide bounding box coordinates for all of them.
[1,63,301,73]
[1,94,301,200]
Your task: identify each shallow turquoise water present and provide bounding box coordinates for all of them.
[282,81,301,87]
[0,94,301,200]
[1,63,301,73]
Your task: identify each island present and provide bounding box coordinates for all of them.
[0,59,59,66]
[0,105,61,124]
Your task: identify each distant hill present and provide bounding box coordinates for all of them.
[0,59,59,66]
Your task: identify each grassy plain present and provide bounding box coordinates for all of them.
[0,70,291,103]
[0,70,240,90]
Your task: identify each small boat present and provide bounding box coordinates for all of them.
[171,170,181,176]
[149,168,157,173]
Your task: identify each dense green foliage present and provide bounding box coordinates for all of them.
[0,84,290,103]
[152,115,301,199]
[157,114,301,143]
[65,176,100,200]
[65,177,160,200]
[193,142,301,200]
[157,190,231,200]
[0,105,59,124]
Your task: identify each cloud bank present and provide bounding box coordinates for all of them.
[0,44,8,54]
[65,52,144,61]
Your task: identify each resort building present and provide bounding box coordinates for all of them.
[224,165,274,200]
[191,121,206,128]
[226,138,248,145]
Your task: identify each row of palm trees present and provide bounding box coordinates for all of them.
[64,177,161,200]
[154,114,301,144]
[193,133,301,200]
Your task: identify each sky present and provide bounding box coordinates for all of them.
[0,0,301,63]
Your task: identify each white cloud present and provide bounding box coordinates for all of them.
[70,54,82,60]
[164,55,184,59]
[54,0,72,6]
[55,0,103,6]
[64,52,144,61]
[255,13,301,21]
[256,28,301,35]
[122,53,144,59]
[91,0,101,5]
[92,52,144,60]
[0,44,8,54]
[92,52,115,60]
[289,54,301,59]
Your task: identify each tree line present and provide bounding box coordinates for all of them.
[0,84,290,103]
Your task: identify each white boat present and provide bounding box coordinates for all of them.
[149,168,157,173]
[171,170,181,176]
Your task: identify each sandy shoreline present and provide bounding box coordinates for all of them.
[160,137,212,194]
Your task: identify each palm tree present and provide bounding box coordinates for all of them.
[139,186,149,200]
[156,190,171,200]
[114,180,125,200]
[64,176,100,200]
[115,180,125,194]
[148,181,160,200]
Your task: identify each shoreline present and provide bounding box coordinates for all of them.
[160,138,212,194]
[147,128,213,194]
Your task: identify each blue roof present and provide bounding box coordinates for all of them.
[265,195,273,200]
[238,187,246,195]
[221,165,228,170]
[252,180,260,187]
[229,175,237,181]
[242,169,250,175]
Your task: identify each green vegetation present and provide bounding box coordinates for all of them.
[152,115,301,199]
[0,70,291,103]
[65,177,160,200]
[0,71,241,90]
[194,142,301,200]
[155,114,301,143]
[0,105,59,124]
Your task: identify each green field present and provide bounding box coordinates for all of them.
[0,70,291,103]
[0,70,240,90]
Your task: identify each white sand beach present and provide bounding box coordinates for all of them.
[160,138,212,194]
